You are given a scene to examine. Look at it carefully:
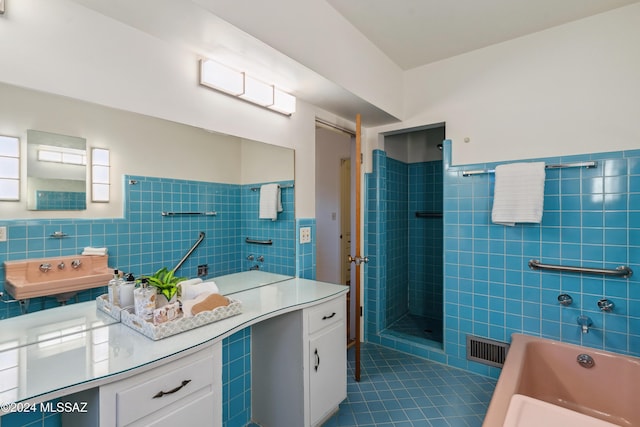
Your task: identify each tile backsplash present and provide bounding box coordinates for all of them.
[0,175,295,319]
[366,142,640,377]
[0,175,295,427]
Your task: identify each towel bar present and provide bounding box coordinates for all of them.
[161,211,217,216]
[461,161,597,177]
[250,184,294,192]
[415,211,443,218]
[245,238,273,245]
[528,259,632,278]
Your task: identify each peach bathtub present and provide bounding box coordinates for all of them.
[483,334,640,427]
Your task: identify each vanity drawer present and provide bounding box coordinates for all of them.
[307,297,345,335]
[103,345,219,426]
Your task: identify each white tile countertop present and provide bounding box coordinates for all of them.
[0,277,348,407]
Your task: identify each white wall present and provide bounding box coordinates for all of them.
[364,3,640,168]
[315,127,351,284]
[240,139,295,185]
[0,0,318,217]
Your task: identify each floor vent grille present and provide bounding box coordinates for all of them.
[466,335,509,368]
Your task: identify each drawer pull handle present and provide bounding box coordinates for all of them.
[322,312,336,320]
[152,379,191,399]
[314,349,320,372]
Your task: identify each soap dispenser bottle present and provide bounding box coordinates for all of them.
[108,269,121,306]
[134,278,156,321]
[119,273,136,308]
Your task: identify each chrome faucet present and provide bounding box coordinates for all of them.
[577,315,593,334]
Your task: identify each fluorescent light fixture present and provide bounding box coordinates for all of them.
[270,88,296,115]
[200,59,244,96]
[0,135,20,201]
[199,58,296,116]
[91,148,110,202]
[240,75,274,106]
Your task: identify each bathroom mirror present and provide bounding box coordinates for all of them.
[26,129,87,211]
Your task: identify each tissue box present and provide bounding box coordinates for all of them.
[120,297,242,340]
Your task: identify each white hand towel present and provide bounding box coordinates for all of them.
[81,247,108,255]
[259,183,282,221]
[491,162,546,226]
[179,279,220,300]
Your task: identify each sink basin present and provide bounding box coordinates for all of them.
[4,255,112,300]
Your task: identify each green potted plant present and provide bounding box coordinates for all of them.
[143,267,185,304]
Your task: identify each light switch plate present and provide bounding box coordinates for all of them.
[0,226,6,242]
[300,227,311,244]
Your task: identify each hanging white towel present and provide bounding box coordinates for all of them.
[259,183,282,221]
[81,247,108,255]
[491,162,546,226]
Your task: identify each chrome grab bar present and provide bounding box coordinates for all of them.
[172,232,205,273]
[245,238,273,245]
[528,259,632,278]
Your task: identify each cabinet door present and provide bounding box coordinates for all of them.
[309,323,346,426]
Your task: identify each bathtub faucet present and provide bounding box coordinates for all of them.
[577,315,593,334]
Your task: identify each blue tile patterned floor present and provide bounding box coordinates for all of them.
[323,344,496,427]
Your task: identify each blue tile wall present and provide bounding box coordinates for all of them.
[0,176,295,427]
[365,151,447,363]
[241,182,295,276]
[367,143,640,377]
[35,191,86,211]
[296,218,316,280]
[408,161,443,320]
[223,329,252,427]
[386,157,409,325]
[443,142,640,376]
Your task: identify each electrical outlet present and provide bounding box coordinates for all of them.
[300,227,311,244]
[197,264,208,277]
[0,226,6,242]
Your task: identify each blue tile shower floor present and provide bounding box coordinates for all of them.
[385,313,444,343]
[323,343,497,427]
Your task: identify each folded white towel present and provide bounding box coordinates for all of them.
[491,162,546,226]
[259,183,282,221]
[179,279,220,300]
[81,247,108,255]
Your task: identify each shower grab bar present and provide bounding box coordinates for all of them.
[250,184,294,192]
[162,211,217,216]
[415,211,443,218]
[461,161,597,177]
[528,259,632,278]
[245,237,273,245]
[173,232,205,273]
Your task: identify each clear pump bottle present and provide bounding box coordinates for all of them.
[108,269,121,306]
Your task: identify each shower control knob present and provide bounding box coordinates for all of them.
[557,294,573,306]
[597,299,614,312]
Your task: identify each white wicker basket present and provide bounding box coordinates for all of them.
[119,297,242,340]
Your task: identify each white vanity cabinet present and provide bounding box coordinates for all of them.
[65,342,222,427]
[252,294,347,427]
[307,297,347,425]
[100,342,222,427]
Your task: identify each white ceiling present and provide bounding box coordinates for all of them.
[71,0,639,126]
[326,0,640,70]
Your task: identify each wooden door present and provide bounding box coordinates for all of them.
[348,114,367,382]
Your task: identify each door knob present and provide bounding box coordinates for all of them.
[347,255,369,265]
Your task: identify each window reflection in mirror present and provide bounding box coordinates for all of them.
[0,135,20,201]
[26,129,87,211]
